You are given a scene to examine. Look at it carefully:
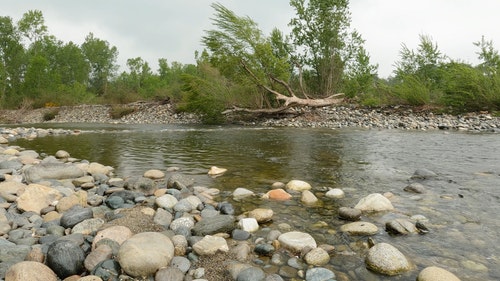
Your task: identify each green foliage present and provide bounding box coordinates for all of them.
[109,105,136,119]
[43,108,59,121]
[393,75,432,106]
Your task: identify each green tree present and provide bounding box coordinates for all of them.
[81,32,118,96]
[289,0,375,96]
[17,10,48,53]
[0,16,25,104]
[474,36,500,76]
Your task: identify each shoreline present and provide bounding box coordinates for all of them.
[1,102,499,132]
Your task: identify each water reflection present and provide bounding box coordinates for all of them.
[13,125,500,280]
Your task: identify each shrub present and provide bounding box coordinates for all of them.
[43,109,59,121]
[109,105,136,119]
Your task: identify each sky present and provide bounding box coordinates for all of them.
[1,0,499,78]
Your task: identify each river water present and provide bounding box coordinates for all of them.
[13,124,500,280]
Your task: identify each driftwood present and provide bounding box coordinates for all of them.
[222,60,344,115]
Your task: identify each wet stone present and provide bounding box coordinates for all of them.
[254,243,275,256]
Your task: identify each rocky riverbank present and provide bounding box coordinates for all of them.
[0,129,465,280]
[1,102,499,132]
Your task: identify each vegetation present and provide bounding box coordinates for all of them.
[1,2,500,124]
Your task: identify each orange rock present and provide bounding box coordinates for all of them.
[264,189,292,201]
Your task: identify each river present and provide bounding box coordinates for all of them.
[13,124,500,280]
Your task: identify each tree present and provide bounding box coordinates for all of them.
[17,10,48,52]
[289,0,375,96]
[0,16,25,103]
[474,36,500,76]
[81,32,118,96]
[202,2,346,114]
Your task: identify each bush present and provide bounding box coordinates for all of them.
[43,109,59,121]
[393,75,433,106]
[109,105,136,119]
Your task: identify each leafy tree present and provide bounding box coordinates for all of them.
[81,32,118,96]
[0,16,25,104]
[17,10,48,52]
[474,36,500,76]
[289,0,375,96]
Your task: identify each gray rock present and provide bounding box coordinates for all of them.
[105,196,124,209]
[155,267,185,281]
[60,206,93,229]
[192,215,235,236]
[305,267,336,281]
[254,243,275,256]
[338,207,361,221]
[174,199,193,213]
[385,219,418,235]
[411,169,437,180]
[232,229,251,241]
[218,202,235,215]
[46,239,85,279]
[266,274,285,281]
[237,266,266,281]
[0,160,22,170]
[169,217,194,232]
[404,182,426,193]
[92,259,121,281]
[278,231,317,253]
[340,221,378,236]
[125,176,156,195]
[365,242,412,276]
[24,163,85,183]
[154,208,173,227]
[170,256,191,274]
[167,173,194,190]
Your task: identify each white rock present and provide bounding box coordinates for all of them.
[340,221,379,235]
[326,188,345,199]
[238,218,259,233]
[208,166,227,176]
[156,194,178,209]
[354,193,394,212]
[301,190,318,204]
[286,180,312,191]
[143,169,165,179]
[232,188,254,199]
[278,231,317,252]
[193,235,229,255]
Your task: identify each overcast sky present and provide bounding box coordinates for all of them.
[2,0,499,78]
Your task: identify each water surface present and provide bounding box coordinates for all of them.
[13,124,500,280]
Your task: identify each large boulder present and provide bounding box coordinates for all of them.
[354,193,394,212]
[16,184,63,214]
[5,261,58,281]
[117,232,174,278]
[23,163,85,183]
[365,243,412,276]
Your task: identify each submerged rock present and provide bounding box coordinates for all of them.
[365,242,412,276]
[354,193,394,212]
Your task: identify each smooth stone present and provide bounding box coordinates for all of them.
[385,219,418,235]
[16,184,63,214]
[55,150,70,159]
[365,243,412,276]
[278,231,317,253]
[167,173,194,190]
[266,274,285,281]
[117,232,174,277]
[208,166,227,176]
[411,168,437,179]
[0,181,26,202]
[227,263,253,280]
[46,240,85,279]
[192,215,235,236]
[23,163,85,183]
[325,188,345,199]
[171,235,188,256]
[92,226,133,250]
[304,247,330,266]
[174,199,193,213]
[193,235,229,255]
[155,267,184,281]
[417,266,461,281]
[404,182,426,193]
[219,202,235,215]
[169,217,195,232]
[143,169,165,179]
[86,162,114,176]
[233,187,255,199]
[238,218,259,233]
[125,176,156,195]
[301,190,318,204]
[72,175,94,187]
[237,266,265,281]
[84,245,113,272]
[91,259,120,281]
[340,221,379,235]
[5,261,58,281]
[263,189,292,200]
[278,265,298,278]
[247,208,273,223]
[232,229,251,241]
[72,218,105,235]
[338,207,362,221]
[254,243,275,256]
[354,193,394,212]
[286,180,312,191]
[170,256,191,274]
[156,194,178,209]
[60,206,93,229]
[305,267,336,281]
[153,208,173,226]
